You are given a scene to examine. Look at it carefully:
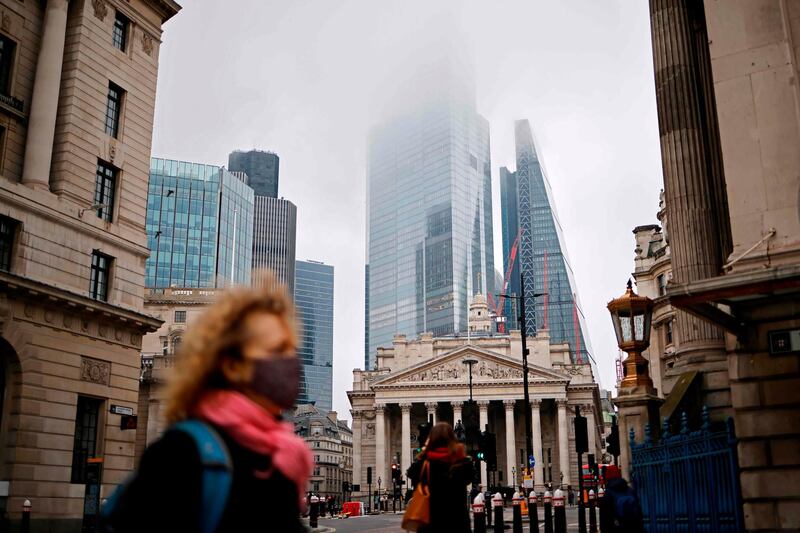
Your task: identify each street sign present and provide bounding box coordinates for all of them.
[529,455,535,468]
[523,475,533,489]
[109,405,134,416]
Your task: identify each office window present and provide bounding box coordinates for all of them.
[174,310,186,323]
[657,273,667,296]
[71,396,102,483]
[105,82,124,138]
[94,160,117,221]
[112,11,129,51]
[0,34,16,95]
[90,251,112,301]
[0,215,17,271]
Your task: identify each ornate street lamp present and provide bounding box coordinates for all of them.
[462,357,479,402]
[607,280,655,390]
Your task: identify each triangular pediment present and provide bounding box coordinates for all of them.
[372,345,568,388]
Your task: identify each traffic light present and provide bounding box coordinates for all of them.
[477,430,487,461]
[342,481,349,493]
[607,420,620,457]
[418,418,432,446]
[391,463,400,482]
[485,431,497,470]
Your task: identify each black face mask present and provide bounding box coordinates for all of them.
[249,357,301,409]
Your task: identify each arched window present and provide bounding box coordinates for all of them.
[172,336,182,355]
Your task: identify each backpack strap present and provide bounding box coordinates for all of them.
[173,420,233,533]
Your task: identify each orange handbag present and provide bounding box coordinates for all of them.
[401,461,430,531]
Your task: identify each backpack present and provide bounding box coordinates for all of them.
[612,486,643,531]
[102,420,233,533]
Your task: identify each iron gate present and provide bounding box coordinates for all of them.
[630,408,744,533]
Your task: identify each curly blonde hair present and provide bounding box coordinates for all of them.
[164,275,296,423]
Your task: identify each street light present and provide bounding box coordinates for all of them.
[606,280,655,390]
[462,357,479,402]
[500,271,546,482]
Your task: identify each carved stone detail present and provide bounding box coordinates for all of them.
[98,323,108,338]
[555,398,568,407]
[80,357,110,385]
[503,399,516,409]
[91,0,107,21]
[1,11,10,32]
[364,422,375,438]
[140,31,153,56]
[23,304,35,318]
[477,400,491,409]
[399,359,526,383]
[399,403,412,412]
[114,328,124,341]
[530,398,542,409]
[44,310,55,324]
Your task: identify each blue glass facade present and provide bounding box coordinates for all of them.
[508,120,596,372]
[145,158,254,288]
[499,167,520,328]
[294,260,334,412]
[366,62,495,369]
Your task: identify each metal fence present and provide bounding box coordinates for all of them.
[630,408,744,533]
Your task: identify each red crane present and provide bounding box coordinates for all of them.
[487,229,521,333]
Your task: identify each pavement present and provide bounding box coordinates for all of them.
[308,506,593,532]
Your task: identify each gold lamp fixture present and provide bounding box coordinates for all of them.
[607,280,655,390]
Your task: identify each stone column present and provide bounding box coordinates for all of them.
[478,400,490,487]
[649,0,729,409]
[425,402,437,425]
[531,399,544,490]
[21,0,70,190]
[452,400,463,426]
[586,405,597,457]
[556,399,570,487]
[375,404,386,487]
[504,399,517,488]
[351,410,363,487]
[400,403,412,479]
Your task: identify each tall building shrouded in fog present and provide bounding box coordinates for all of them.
[499,166,520,328]
[365,57,495,369]
[502,120,595,371]
[228,149,280,198]
[252,196,296,294]
[146,158,254,288]
[294,260,334,412]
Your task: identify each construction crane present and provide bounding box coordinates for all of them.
[487,229,521,333]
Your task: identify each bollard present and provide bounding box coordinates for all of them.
[512,491,523,533]
[553,489,566,533]
[21,499,31,533]
[485,492,492,528]
[309,494,320,529]
[492,492,504,533]
[528,491,539,533]
[589,489,597,533]
[473,493,487,533]
[543,491,553,533]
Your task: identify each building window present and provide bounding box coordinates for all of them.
[0,215,17,272]
[0,34,16,96]
[174,310,186,323]
[94,160,117,221]
[657,273,668,296]
[665,320,674,346]
[112,11,129,51]
[172,336,182,354]
[71,396,103,484]
[90,251,113,301]
[105,82,124,138]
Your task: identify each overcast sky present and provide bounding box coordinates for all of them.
[152,0,664,419]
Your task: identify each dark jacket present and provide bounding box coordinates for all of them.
[407,451,474,533]
[599,478,644,533]
[101,425,305,533]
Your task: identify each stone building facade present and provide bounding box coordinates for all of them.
[645,1,800,530]
[348,295,603,496]
[291,404,353,505]
[0,0,179,529]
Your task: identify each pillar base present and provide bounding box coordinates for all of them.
[613,390,663,480]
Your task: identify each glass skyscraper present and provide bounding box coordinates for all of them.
[294,260,334,412]
[505,119,596,371]
[228,149,280,198]
[252,196,297,294]
[499,166,520,328]
[366,58,495,369]
[145,158,254,288]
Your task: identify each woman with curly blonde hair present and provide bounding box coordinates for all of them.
[102,279,312,533]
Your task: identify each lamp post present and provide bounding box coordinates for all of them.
[500,272,545,481]
[606,280,655,390]
[463,357,479,402]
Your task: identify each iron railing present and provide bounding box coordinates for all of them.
[630,407,744,533]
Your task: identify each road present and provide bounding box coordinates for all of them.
[315,506,592,532]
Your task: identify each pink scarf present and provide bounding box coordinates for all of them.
[194,390,313,504]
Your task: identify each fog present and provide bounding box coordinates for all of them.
[152,0,664,419]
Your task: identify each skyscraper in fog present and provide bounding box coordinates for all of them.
[499,166,520,328]
[252,196,296,294]
[229,150,280,197]
[365,57,495,369]
[294,260,334,412]
[503,119,595,370]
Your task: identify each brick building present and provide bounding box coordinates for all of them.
[0,0,179,529]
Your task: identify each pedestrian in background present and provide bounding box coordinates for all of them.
[598,465,644,533]
[102,278,313,532]
[407,422,474,532]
